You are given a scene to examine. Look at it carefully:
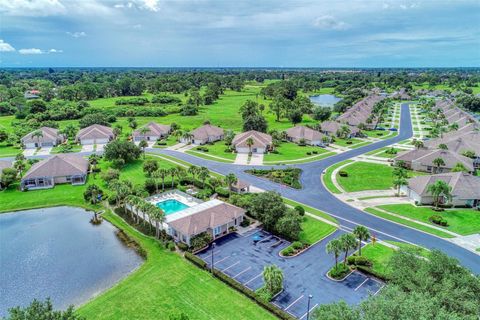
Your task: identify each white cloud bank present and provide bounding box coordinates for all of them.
[67,31,87,38]
[0,0,66,16]
[313,15,349,30]
[0,39,15,52]
[19,48,62,54]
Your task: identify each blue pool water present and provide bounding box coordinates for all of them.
[156,199,189,215]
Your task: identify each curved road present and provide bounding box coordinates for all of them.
[152,104,480,274]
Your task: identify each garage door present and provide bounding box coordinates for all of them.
[42,142,54,147]
[95,138,109,144]
[81,139,94,145]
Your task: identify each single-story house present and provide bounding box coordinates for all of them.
[232,130,272,154]
[230,180,250,194]
[76,124,114,145]
[24,90,40,99]
[286,125,326,146]
[21,127,65,149]
[394,149,474,173]
[20,154,89,190]
[182,124,224,145]
[167,200,245,246]
[320,121,360,137]
[401,172,480,207]
[132,122,171,142]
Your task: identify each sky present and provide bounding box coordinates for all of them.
[0,0,479,68]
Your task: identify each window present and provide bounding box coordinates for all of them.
[213,226,221,236]
[66,176,71,182]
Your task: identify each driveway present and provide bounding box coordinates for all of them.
[22,149,36,156]
[249,153,264,165]
[81,144,94,152]
[96,144,106,152]
[36,147,52,156]
[197,229,383,319]
[234,153,249,165]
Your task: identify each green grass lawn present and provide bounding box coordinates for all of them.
[283,198,338,224]
[154,135,179,148]
[322,160,354,194]
[361,243,395,277]
[186,140,237,162]
[77,212,277,320]
[51,144,82,154]
[332,138,362,147]
[364,207,454,238]
[0,143,21,157]
[378,204,480,236]
[299,216,336,245]
[263,142,330,163]
[384,241,430,258]
[337,162,425,192]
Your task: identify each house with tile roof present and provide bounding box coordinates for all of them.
[320,121,360,137]
[232,130,272,154]
[182,124,224,145]
[20,154,89,190]
[132,122,171,142]
[21,127,65,149]
[394,149,474,173]
[76,124,114,145]
[286,125,326,146]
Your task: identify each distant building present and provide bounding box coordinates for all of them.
[182,124,224,145]
[286,125,326,146]
[132,122,171,142]
[320,121,360,138]
[20,154,89,190]
[229,180,250,194]
[394,149,474,173]
[402,172,480,207]
[76,124,114,145]
[232,130,272,154]
[21,127,65,149]
[24,90,40,99]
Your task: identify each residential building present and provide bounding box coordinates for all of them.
[132,122,171,142]
[21,127,65,149]
[232,130,272,154]
[394,149,474,173]
[320,121,360,137]
[286,125,326,146]
[0,160,11,171]
[182,124,224,145]
[402,172,480,207]
[230,180,250,194]
[76,124,114,145]
[20,154,89,190]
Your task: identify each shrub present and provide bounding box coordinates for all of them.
[144,178,157,194]
[346,141,353,145]
[338,170,348,177]
[306,152,312,155]
[190,231,213,252]
[111,158,125,169]
[429,215,448,226]
[177,242,189,251]
[184,252,207,269]
[329,264,350,279]
[281,246,294,256]
[294,205,305,216]
[312,150,318,154]
[167,241,176,251]
[156,141,167,146]
[291,241,304,250]
[216,187,230,198]
[256,287,273,302]
[240,217,250,227]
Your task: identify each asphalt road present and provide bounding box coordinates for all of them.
[152,104,480,274]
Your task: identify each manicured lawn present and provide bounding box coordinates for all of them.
[378,204,480,236]
[332,138,362,147]
[384,241,430,258]
[364,207,454,238]
[299,216,336,245]
[361,243,395,277]
[283,198,338,224]
[263,142,329,163]
[363,130,388,138]
[76,211,277,320]
[0,143,21,157]
[322,160,354,194]
[0,116,15,133]
[51,144,82,154]
[337,161,425,192]
[154,135,179,148]
[187,140,236,162]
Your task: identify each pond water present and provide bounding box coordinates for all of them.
[0,206,143,316]
[309,94,342,107]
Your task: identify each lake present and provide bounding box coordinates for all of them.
[309,94,342,107]
[0,206,143,316]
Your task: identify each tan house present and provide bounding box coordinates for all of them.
[286,125,326,146]
[20,154,89,190]
[21,127,65,149]
[182,124,224,145]
[320,121,360,137]
[133,122,171,142]
[167,201,245,245]
[76,124,114,145]
[402,172,480,207]
[394,149,474,173]
[230,180,250,194]
[232,130,272,154]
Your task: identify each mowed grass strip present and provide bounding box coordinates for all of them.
[78,211,276,320]
[322,160,354,194]
[283,198,338,224]
[378,204,480,236]
[364,207,454,238]
[299,215,336,244]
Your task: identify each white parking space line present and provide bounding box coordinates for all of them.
[300,304,318,319]
[207,250,221,258]
[215,255,230,264]
[232,266,251,279]
[244,272,263,285]
[373,285,385,296]
[284,295,304,311]
[221,261,240,272]
[354,278,369,291]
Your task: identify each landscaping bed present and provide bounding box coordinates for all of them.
[246,168,302,189]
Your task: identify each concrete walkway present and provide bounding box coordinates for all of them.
[166,142,186,150]
[449,234,480,255]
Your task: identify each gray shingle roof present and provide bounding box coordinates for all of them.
[286,125,325,141]
[191,124,224,140]
[232,130,272,149]
[132,122,171,137]
[76,124,114,140]
[22,154,89,179]
[407,172,480,199]
[21,127,64,144]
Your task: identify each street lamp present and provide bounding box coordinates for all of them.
[306,294,313,320]
[211,242,216,275]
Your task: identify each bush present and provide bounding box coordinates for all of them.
[429,215,448,226]
[348,255,372,267]
[346,141,353,145]
[281,246,294,256]
[177,242,189,251]
[338,170,348,177]
[240,217,250,227]
[329,264,350,279]
[184,252,207,269]
[312,150,318,154]
[111,158,125,169]
[190,231,213,252]
[294,205,305,216]
[144,178,157,194]
[256,287,273,302]
[167,241,176,251]
[216,187,230,198]
[306,152,312,155]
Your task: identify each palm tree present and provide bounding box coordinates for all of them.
[326,238,342,269]
[155,168,168,191]
[225,173,237,194]
[32,130,43,148]
[339,233,357,266]
[438,143,448,150]
[14,160,26,177]
[427,180,452,209]
[352,226,370,256]
[246,137,254,154]
[198,167,210,187]
[262,265,284,295]
[209,177,223,193]
[432,157,445,174]
[188,165,199,180]
[392,166,408,196]
[139,140,148,159]
[451,162,468,172]
[182,131,193,144]
[449,123,459,131]
[139,126,150,140]
[175,166,186,183]
[169,167,177,188]
[150,206,165,239]
[125,195,139,222]
[413,139,424,150]
[172,129,183,142]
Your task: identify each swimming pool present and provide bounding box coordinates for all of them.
[156,199,189,215]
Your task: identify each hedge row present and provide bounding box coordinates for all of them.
[184,253,295,320]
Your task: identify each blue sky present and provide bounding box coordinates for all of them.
[0,0,479,67]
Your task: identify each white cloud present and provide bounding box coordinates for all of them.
[49,48,63,53]
[67,31,87,38]
[141,0,159,12]
[313,15,349,30]
[0,0,66,16]
[0,39,15,52]
[19,48,43,55]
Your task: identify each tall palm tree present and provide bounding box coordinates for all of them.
[413,139,424,150]
[432,157,445,174]
[139,140,148,159]
[139,126,150,140]
[225,173,237,194]
[392,167,408,196]
[182,131,194,144]
[246,137,254,154]
[209,177,223,193]
[175,166,186,184]
[339,233,357,266]
[150,206,165,239]
[155,168,168,191]
[125,195,139,222]
[32,130,43,147]
[326,238,342,269]
[188,165,199,180]
[427,180,452,209]
[172,129,183,142]
[262,265,284,295]
[169,167,177,188]
[352,226,370,256]
[198,167,210,187]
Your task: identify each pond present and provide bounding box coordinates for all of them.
[0,206,144,316]
[309,94,342,107]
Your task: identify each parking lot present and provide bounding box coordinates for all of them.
[197,228,383,319]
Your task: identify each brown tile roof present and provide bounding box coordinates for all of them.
[396,149,474,171]
[169,202,245,237]
[76,124,114,141]
[232,130,272,149]
[231,179,250,190]
[21,127,64,144]
[407,172,480,199]
[320,121,359,135]
[424,135,480,156]
[191,124,224,140]
[132,122,171,137]
[286,125,325,141]
[23,154,89,179]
